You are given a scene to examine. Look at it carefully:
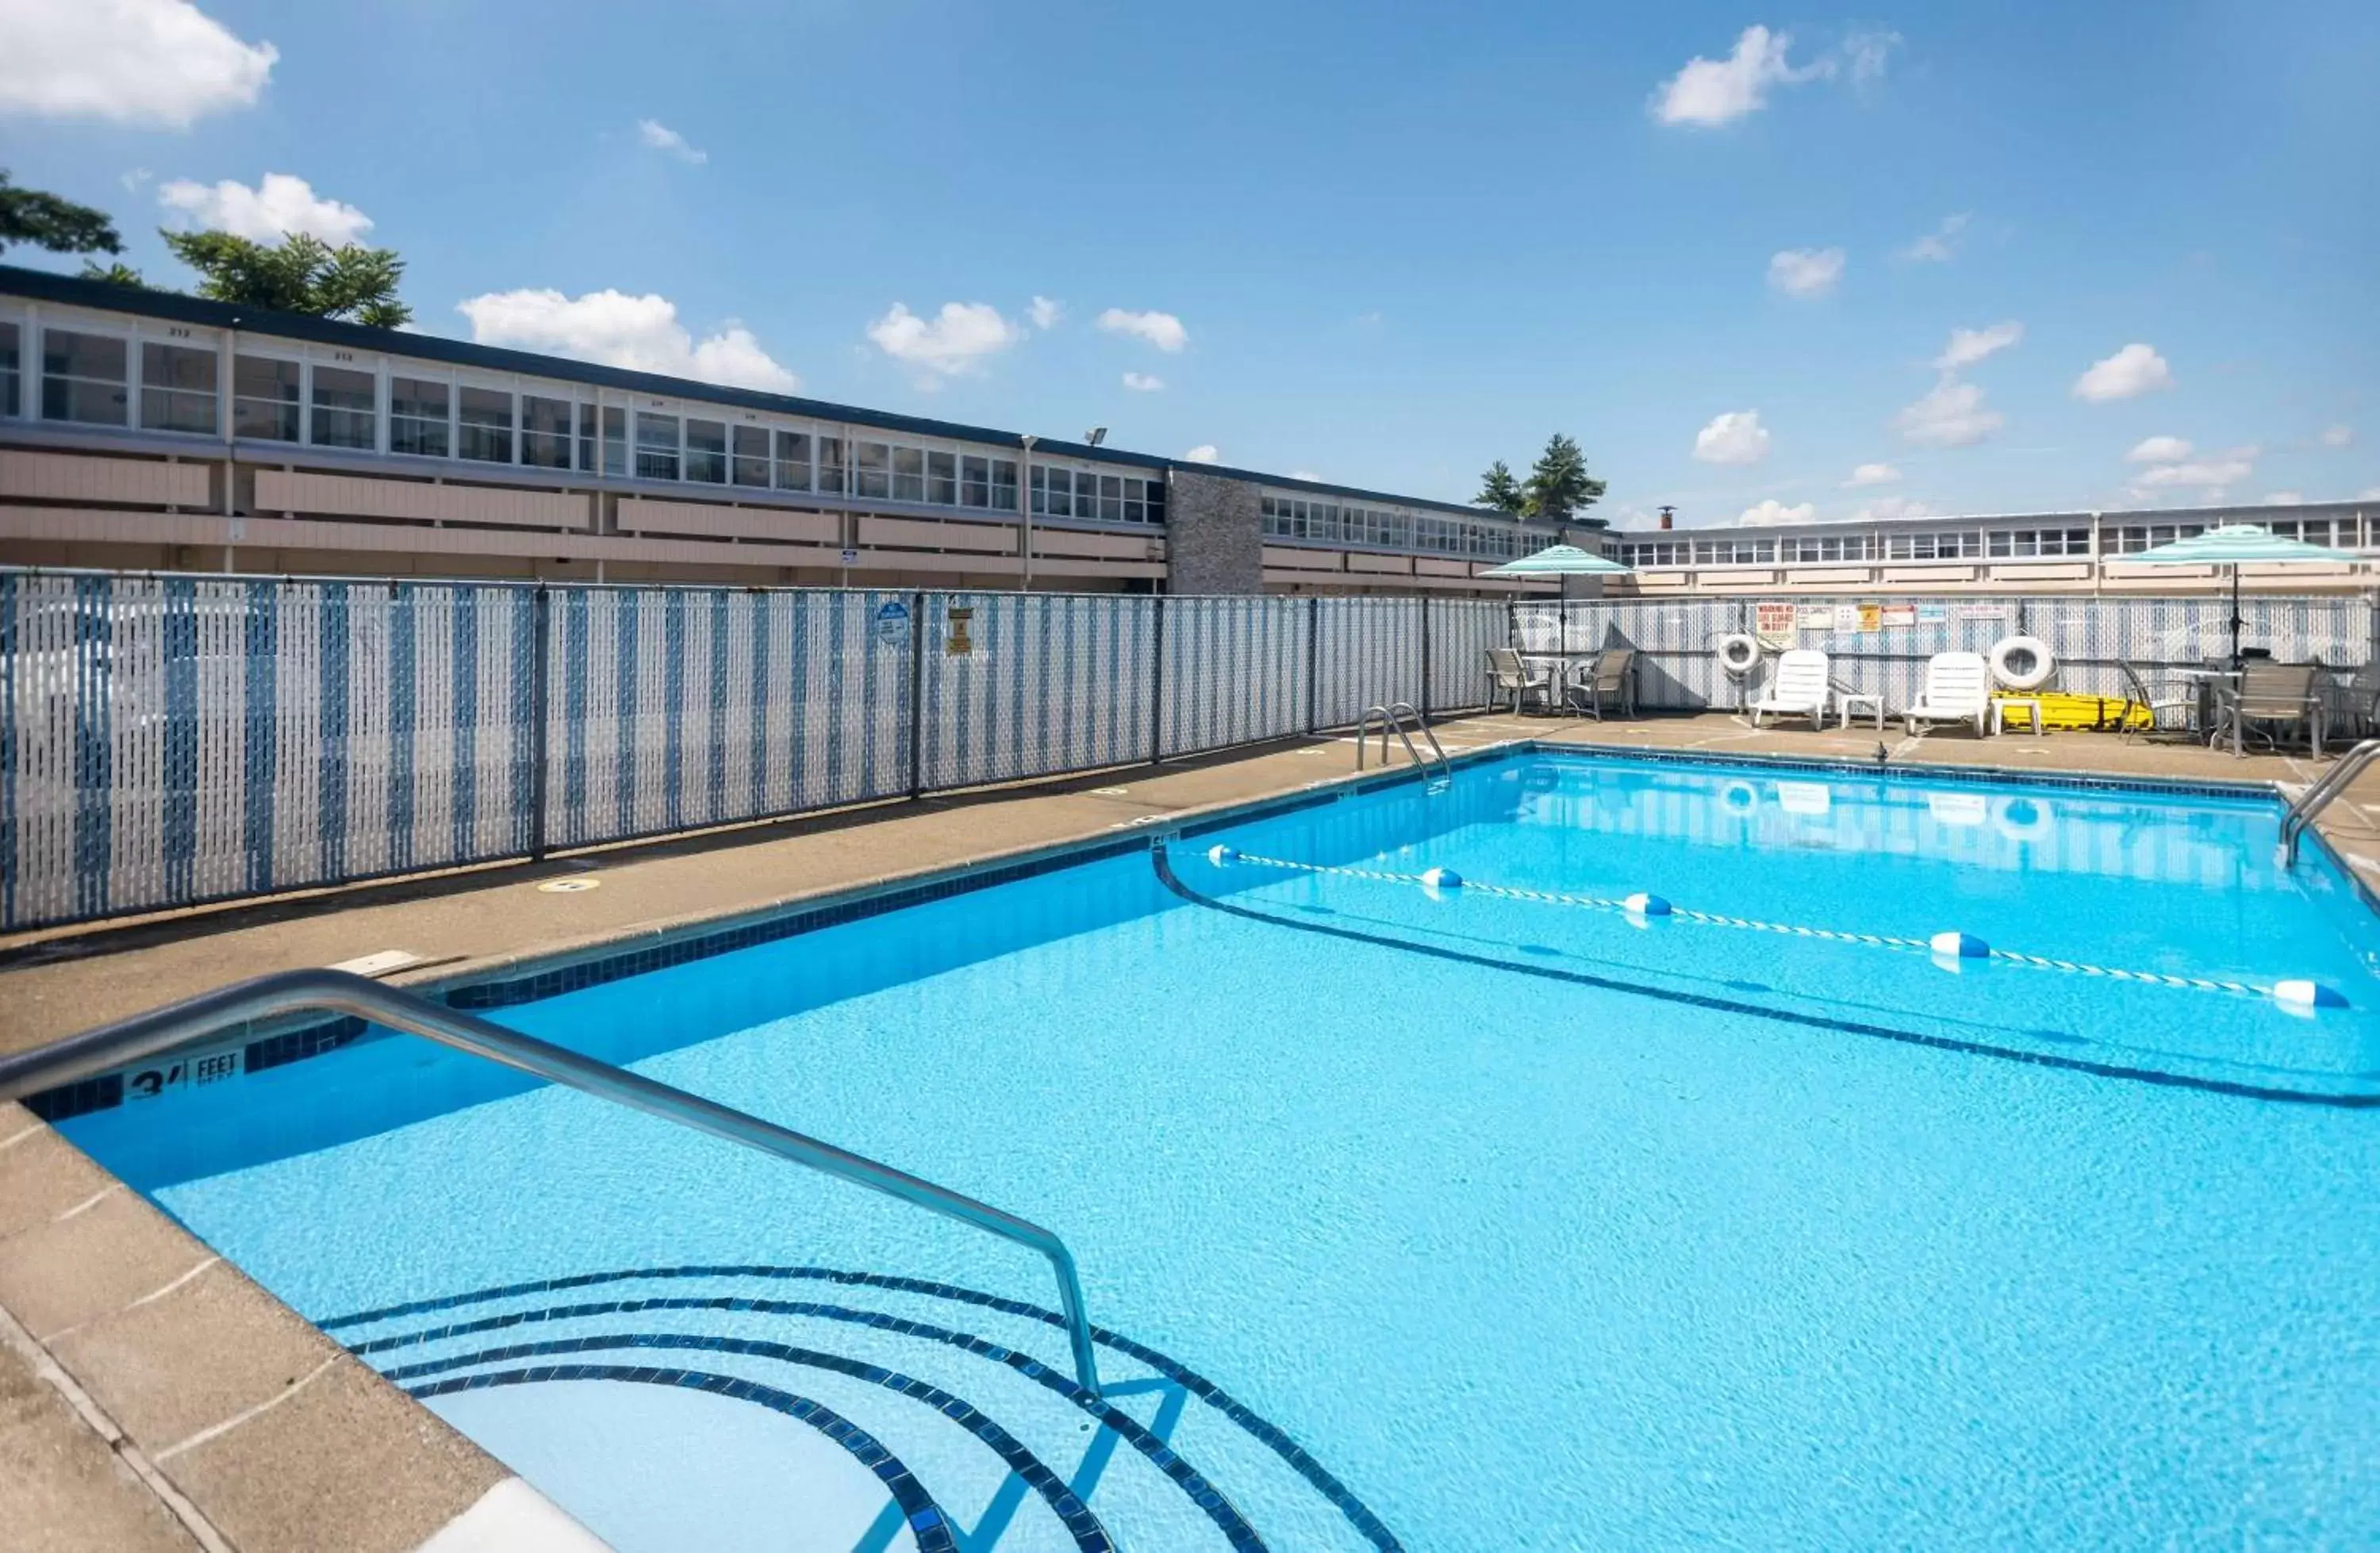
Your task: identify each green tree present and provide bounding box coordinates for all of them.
[160,229,413,328]
[0,171,123,258]
[77,259,149,289]
[1475,458,1526,514]
[1521,433,1606,523]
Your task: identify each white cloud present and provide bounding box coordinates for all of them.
[1844,462,1902,487]
[1894,376,2002,447]
[2263,491,2304,505]
[158,172,373,245]
[1767,247,1844,298]
[1028,296,1062,331]
[1096,308,1188,352]
[2126,435,2194,464]
[635,119,706,165]
[2073,343,2173,401]
[2362,487,2380,500]
[1181,444,1219,463]
[1897,213,1970,263]
[1693,409,1771,465]
[1288,470,1322,482]
[457,288,798,392]
[2129,447,2257,500]
[1933,320,2023,370]
[1650,25,1831,127]
[1844,29,1901,83]
[1121,371,1164,393]
[0,0,276,128]
[1855,496,1935,522]
[865,301,1021,381]
[1738,498,1818,526]
[2319,423,2354,448]
[121,167,153,194]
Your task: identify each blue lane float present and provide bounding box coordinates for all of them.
[1624,892,1672,918]
[1929,930,1991,960]
[2271,979,2349,1010]
[1419,867,1464,899]
[1206,845,1238,867]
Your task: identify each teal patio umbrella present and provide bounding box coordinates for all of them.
[1479,543,1632,578]
[2122,523,2361,665]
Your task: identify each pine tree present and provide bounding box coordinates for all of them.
[1476,459,1526,514]
[1522,433,1606,523]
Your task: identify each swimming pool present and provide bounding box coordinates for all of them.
[54,747,2380,1548]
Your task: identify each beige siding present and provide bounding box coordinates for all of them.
[860,515,1017,554]
[254,470,587,531]
[1032,527,1166,561]
[0,448,209,507]
[618,497,839,544]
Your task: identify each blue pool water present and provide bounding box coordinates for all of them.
[61,750,2380,1549]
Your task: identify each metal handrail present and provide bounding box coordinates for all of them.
[2280,738,2380,865]
[1355,703,1449,779]
[0,968,1103,1398]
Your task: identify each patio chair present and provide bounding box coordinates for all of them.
[1566,648,1637,720]
[2321,659,2380,742]
[2118,661,2200,744]
[1749,649,1832,729]
[1486,646,1557,715]
[2210,660,2324,757]
[1902,652,1992,738]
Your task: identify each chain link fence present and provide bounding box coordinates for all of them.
[13,573,2349,931]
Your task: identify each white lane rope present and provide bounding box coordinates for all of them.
[1206,848,2286,1000]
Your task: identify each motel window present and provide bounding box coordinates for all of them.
[1035,466,1070,519]
[634,412,680,481]
[685,417,727,483]
[960,454,989,507]
[854,440,890,499]
[1146,479,1165,524]
[390,376,451,457]
[774,429,812,490]
[140,341,219,435]
[309,364,376,450]
[0,320,17,416]
[731,424,770,487]
[41,328,129,426]
[927,450,958,505]
[892,445,925,502]
[578,402,597,471]
[521,395,574,469]
[816,436,846,493]
[457,386,515,463]
[1098,474,1123,523]
[236,355,304,442]
[990,458,1018,510]
[601,406,628,476]
[1123,479,1146,524]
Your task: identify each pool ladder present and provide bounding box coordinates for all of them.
[0,968,1106,1398]
[1357,702,1450,781]
[2279,737,2380,865]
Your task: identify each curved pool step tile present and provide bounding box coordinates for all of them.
[326,1265,1401,1553]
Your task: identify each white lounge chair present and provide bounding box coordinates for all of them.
[1485,646,1557,714]
[1750,649,1832,729]
[1903,651,1993,737]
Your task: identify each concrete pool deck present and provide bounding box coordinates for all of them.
[5,708,2378,1551]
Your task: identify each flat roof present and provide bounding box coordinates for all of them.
[1610,496,2373,537]
[0,263,1542,527]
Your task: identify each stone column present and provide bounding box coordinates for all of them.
[1165,468,1265,595]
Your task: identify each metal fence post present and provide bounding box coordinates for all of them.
[907,590,927,800]
[528,584,551,861]
[1419,594,1433,716]
[1149,594,1166,765]
[1306,595,1320,733]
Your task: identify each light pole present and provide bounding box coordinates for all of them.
[1019,433,1037,592]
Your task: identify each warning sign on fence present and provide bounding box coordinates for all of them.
[1755,601,1798,647]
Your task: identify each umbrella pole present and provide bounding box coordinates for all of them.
[2230,566,2244,669]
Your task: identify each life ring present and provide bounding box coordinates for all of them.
[1989,635,2055,691]
[1991,793,2055,845]
[1718,634,1762,677]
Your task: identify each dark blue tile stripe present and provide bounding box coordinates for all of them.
[321,1263,1400,1551]
[357,1295,1266,1551]
[386,1332,1111,1551]
[403,1363,958,1553]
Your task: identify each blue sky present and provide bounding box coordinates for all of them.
[5,0,2376,527]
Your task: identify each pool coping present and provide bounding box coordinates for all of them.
[2,723,2362,1553]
